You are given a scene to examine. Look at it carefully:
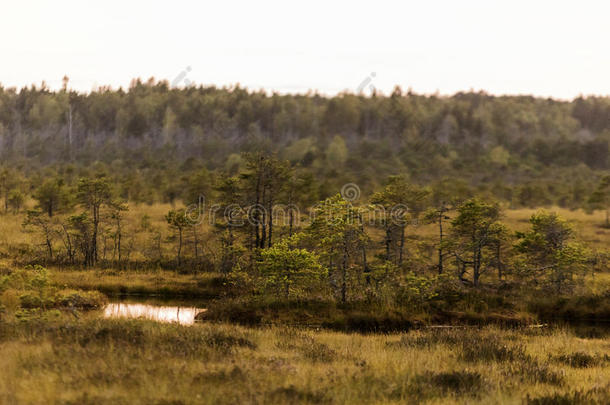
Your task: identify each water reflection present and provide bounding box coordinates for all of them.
[103,302,206,325]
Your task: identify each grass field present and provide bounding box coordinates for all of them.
[50,269,223,298]
[0,318,608,404]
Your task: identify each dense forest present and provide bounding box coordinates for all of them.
[1,78,610,209]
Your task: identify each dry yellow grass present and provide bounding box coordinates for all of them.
[50,269,219,298]
[0,320,608,404]
[407,207,610,249]
[0,201,217,264]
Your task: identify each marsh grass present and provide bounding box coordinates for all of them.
[525,385,610,405]
[392,328,527,363]
[552,351,610,368]
[50,269,223,298]
[459,334,527,363]
[1,319,609,404]
[267,386,329,404]
[415,370,485,395]
[504,361,566,386]
[275,327,338,363]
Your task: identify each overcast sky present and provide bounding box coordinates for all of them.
[1,0,609,99]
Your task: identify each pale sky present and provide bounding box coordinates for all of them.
[1,0,609,99]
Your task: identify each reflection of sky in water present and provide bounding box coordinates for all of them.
[103,303,206,325]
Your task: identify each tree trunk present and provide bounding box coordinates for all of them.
[473,247,481,287]
[438,212,444,274]
[385,226,392,262]
[68,104,73,161]
[177,228,182,266]
[341,241,348,304]
[46,233,53,259]
[92,205,99,266]
[118,225,122,263]
[254,171,261,249]
[62,224,73,264]
[362,244,370,285]
[284,258,290,299]
[398,225,405,266]
[496,243,502,280]
[267,199,273,247]
[193,227,199,261]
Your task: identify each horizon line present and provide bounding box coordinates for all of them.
[1,78,609,102]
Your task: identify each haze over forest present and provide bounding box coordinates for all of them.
[1,79,609,208]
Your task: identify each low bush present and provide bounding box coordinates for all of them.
[393,328,466,348]
[525,385,610,405]
[416,370,485,395]
[267,386,328,404]
[528,293,610,321]
[0,266,108,315]
[54,289,108,309]
[459,335,527,363]
[12,319,259,358]
[504,361,565,386]
[553,352,602,368]
[392,329,528,364]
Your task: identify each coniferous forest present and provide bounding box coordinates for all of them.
[1,79,609,208]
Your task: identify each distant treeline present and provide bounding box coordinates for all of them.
[1,78,609,207]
